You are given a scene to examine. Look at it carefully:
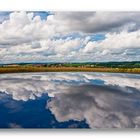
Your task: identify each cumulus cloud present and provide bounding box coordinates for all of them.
[53,12,140,33]
[0,11,140,63]
[81,31,140,61]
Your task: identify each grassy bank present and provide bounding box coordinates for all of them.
[0,66,140,74]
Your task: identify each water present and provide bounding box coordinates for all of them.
[0,72,140,128]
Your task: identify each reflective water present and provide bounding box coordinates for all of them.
[0,72,140,128]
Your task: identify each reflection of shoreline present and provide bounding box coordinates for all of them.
[0,67,140,74]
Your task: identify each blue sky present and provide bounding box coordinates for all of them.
[31,11,52,20]
[0,11,51,22]
[0,12,11,23]
[0,11,140,63]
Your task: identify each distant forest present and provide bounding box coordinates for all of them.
[59,61,140,68]
[1,61,140,68]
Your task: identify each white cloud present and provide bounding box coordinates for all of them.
[0,11,140,63]
[84,31,140,52]
[81,31,140,61]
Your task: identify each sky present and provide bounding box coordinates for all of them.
[0,11,140,64]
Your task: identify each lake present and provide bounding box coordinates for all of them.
[0,72,140,128]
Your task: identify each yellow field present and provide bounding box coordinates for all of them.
[0,66,140,74]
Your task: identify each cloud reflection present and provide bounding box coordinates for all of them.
[0,72,140,128]
[0,72,139,101]
[47,84,140,128]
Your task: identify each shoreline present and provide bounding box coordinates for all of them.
[0,67,140,74]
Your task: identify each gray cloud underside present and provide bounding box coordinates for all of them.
[54,12,140,33]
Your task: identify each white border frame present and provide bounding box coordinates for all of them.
[0,0,140,139]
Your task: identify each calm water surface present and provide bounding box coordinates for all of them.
[0,72,140,128]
